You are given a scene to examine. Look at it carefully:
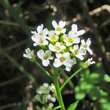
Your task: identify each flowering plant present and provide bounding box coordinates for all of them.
[23,20,95,110]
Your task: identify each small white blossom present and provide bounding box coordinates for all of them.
[46,30,59,41]
[81,38,93,55]
[70,24,85,37]
[64,31,80,46]
[49,42,66,53]
[53,52,73,68]
[70,45,86,60]
[83,58,95,69]
[31,35,48,46]
[23,48,35,61]
[36,83,50,94]
[31,24,48,37]
[65,58,77,71]
[37,50,53,67]
[52,20,66,34]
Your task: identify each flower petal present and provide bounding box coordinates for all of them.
[43,28,48,35]
[81,39,86,45]
[52,20,58,29]
[77,30,85,36]
[37,24,43,33]
[86,47,93,55]
[37,50,44,59]
[53,59,62,67]
[72,24,77,32]
[74,37,80,44]
[86,38,91,46]
[59,20,66,28]
[42,60,50,67]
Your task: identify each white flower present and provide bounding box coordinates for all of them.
[31,24,48,37]
[23,48,35,61]
[53,52,73,68]
[49,42,66,53]
[31,35,48,46]
[70,45,86,60]
[83,58,95,69]
[46,30,58,41]
[81,38,93,55]
[52,20,66,34]
[37,50,53,67]
[70,24,85,37]
[65,58,77,71]
[64,31,80,46]
[36,83,50,94]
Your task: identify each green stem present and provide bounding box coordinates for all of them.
[60,67,83,91]
[34,60,53,79]
[53,68,66,110]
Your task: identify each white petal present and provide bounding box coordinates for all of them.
[65,66,71,71]
[86,38,91,46]
[86,47,93,55]
[61,28,66,34]
[74,37,80,44]
[31,35,39,42]
[68,31,75,37]
[49,44,55,51]
[43,40,48,45]
[33,43,38,46]
[76,55,84,60]
[59,20,66,28]
[74,45,79,50]
[64,59,73,67]
[52,20,58,29]
[37,50,44,59]
[43,28,48,35]
[53,59,62,67]
[48,56,54,60]
[63,52,70,59]
[81,39,86,45]
[42,60,50,67]
[61,45,66,50]
[23,54,28,58]
[45,50,51,56]
[37,24,43,33]
[56,53,62,58]
[90,61,95,65]
[56,42,60,46]
[49,30,55,36]
[77,30,85,36]
[79,48,86,55]
[72,24,77,32]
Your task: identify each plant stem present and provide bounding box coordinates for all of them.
[34,60,53,79]
[60,67,83,91]
[53,68,66,110]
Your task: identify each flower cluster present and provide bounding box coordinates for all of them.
[23,20,95,71]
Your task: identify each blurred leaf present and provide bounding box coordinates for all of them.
[104,74,110,82]
[80,69,90,79]
[88,87,101,100]
[96,62,102,68]
[67,101,79,110]
[90,72,103,84]
[75,86,86,100]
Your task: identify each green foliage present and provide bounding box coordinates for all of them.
[75,62,110,110]
[67,101,79,110]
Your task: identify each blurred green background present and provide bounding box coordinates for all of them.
[0,0,110,110]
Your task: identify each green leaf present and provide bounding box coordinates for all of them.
[90,72,103,84]
[67,101,79,110]
[75,91,86,100]
[104,74,110,82]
